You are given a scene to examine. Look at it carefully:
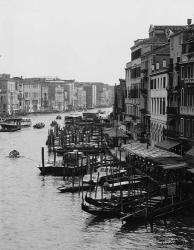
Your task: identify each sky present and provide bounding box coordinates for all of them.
[0,0,193,85]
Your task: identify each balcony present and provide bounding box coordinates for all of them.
[180,106,194,116]
[167,106,179,115]
[182,78,194,86]
[181,52,194,63]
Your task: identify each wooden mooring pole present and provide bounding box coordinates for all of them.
[42,147,45,175]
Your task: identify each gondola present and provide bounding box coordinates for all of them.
[57,182,94,193]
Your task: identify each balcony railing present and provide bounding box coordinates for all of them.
[180,106,194,116]
[167,106,179,115]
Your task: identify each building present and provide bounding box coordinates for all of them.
[63,80,75,110]
[166,19,194,156]
[23,78,42,113]
[100,85,114,107]
[84,84,97,109]
[125,24,185,141]
[149,44,170,146]
[76,85,86,109]
[0,75,19,115]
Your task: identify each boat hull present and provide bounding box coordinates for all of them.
[38,165,87,176]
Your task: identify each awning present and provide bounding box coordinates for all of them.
[161,162,188,170]
[185,146,194,157]
[155,139,181,151]
[122,142,185,166]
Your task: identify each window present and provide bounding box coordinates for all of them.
[192,120,194,138]
[163,77,166,88]
[163,60,166,67]
[181,66,184,79]
[157,98,159,114]
[184,65,187,78]
[180,118,184,136]
[152,64,155,71]
[191,64,193,78]
[160,98,162,114]
[156,62,159,70]
[131,48,141,60]
[186,119,191,137]
[181,88,184,106]
[154,79,156,89]
[179,35,181,45]
[150,79,153,89]
[188,66,191,79]
[163,98,165,115]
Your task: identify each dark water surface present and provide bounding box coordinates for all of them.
[0,112,194,250]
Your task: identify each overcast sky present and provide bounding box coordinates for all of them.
[0,0,193,84]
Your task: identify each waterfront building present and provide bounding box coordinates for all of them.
[125,25,185,142]
[63,80,75,111]
[113,79,126,132]
[55,85,64,111]
[0,75,112,115]
[84,84,97,109]
[149,44,170,146]
[41,83,49,112]
[23,78,42,113]
[45,79,75,111]
[76,85,86,109]
[0,75,19,115]
[100,85,114,107]
[167,19,194,156]
[13,77,25,114]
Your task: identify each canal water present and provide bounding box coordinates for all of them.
[0,112,194,250]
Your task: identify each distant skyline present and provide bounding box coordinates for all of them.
[0,0,194,85]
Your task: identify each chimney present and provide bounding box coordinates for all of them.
[187,19,192,26]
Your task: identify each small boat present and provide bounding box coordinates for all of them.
[81,202,121,217]
[57,182,94,193]
[56,115,62,120]
[33,122,45,129]
[9,150,20,158]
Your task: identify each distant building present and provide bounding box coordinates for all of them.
[84,84,96,108]
[0,75,19,115]
[76,85,86,109]
[23,78,43,113]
